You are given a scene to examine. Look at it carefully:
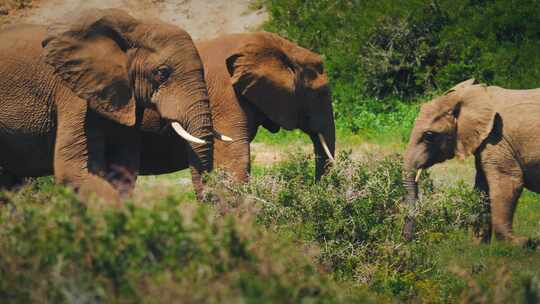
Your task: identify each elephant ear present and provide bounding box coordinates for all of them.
[453,85,496,159]
[42,9,138,126]
[226,42,298,130]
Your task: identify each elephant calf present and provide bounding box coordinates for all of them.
[403,79,540,245]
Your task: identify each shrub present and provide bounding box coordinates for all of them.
[361,4,451,100]
[0,180,369,303]
[207,151,486,301]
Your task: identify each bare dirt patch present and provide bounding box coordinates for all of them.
[251,141,398,167]
[1,0,267,40]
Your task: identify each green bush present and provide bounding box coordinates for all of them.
[208,152,540,302]
[0,180,370,303]
[207,151,490,301]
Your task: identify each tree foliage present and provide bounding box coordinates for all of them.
[265,0,540,101]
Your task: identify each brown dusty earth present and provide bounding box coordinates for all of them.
[0,0,267,40]
[251,138,475,188]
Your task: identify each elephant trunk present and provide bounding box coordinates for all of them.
[182,96,214,198]
[156,77,214,198]
[311,112,335,181]
[402,154,419,240]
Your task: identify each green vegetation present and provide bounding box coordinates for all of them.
[0,176,358,303]
[209,152,540,302]
[2,153,539,302]
[261,0,540,138]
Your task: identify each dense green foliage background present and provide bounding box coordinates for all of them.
[262,0,540,136]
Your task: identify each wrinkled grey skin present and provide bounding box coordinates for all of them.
[403,79,540,246]
[0,9,213,201]
[137,32,335,183]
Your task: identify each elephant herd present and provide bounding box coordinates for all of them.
[0,9,539,247]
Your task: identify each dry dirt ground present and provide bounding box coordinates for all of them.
[1,0,267,39]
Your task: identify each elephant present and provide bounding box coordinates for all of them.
[138,32,335,183]
[402,78,540,245]
[0,9,218,202]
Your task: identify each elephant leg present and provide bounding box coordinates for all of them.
[54,96,120,203]
[0,168,18,204]
[472,157,491,243]
[0,166,26,205]
[485,168,524,245]
[104,122,141,197]
[106,145,140,197]
[0,167,22,190]
[0,141,24,190]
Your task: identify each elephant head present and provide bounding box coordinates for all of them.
[226,33,335,179]
[41,9,215,190]
[402,79,496,239]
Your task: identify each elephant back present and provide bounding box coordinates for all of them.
[0,25,58,133]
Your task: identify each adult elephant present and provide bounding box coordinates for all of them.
[0,9,217,201]
[139,32,335,182]
[402,79,540,245]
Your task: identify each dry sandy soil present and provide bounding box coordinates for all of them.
[1,0,267,40]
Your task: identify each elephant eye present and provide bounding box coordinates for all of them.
[154,66,171,83]
[423,131,438,143]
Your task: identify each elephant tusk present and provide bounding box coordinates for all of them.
[318,133,335,162]
[415,169,423,183]
[213,130,233,142]
[171,122,206,144]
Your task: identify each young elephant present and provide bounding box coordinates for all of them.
[0,9,216,201]
[403,79,540,245]
[139,32,335,182]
